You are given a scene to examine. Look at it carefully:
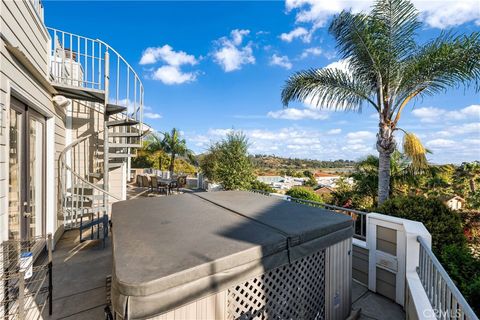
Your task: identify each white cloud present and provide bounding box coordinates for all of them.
[213,29,255,72]
[270,54,293,69]
[144,112,162,120]
[286,0,480,29]
[280,27,310,42]
[327,128,342,135]
[283,0,480,43]
[267,108,329,120]
[346,131,375,140]
[325,59,351,74]
[140,45,198,66]
[300,47,323,59]
[412,105,480,123]
[426,138,456,148]
[152,65,197,85]
[140,45,199,85]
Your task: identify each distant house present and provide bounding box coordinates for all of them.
[440,195,465,211]
[314,172,354,188]
[314,186,335,196]
[257,175,304,190]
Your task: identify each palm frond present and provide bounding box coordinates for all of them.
[395,32,480,111]
[281,67,377,111]
[403,132,428,171]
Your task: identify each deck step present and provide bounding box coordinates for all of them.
[106,119,139,127]
[52,84,105,103]
[106,104,127,116]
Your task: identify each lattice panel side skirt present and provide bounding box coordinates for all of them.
[227,250,326,320]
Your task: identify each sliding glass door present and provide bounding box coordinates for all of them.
[8,98,46,241]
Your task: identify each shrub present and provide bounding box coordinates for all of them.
[377,196,465,253]
[250,180,275,193]
[286,187,323,202]
[440,244,480,314]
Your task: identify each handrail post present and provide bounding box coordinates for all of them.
[103,51,110,210]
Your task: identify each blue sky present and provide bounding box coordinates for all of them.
[44,1,480,164]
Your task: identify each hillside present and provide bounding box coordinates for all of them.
[250,155,356,175]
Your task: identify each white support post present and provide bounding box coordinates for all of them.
[366,212,431,307]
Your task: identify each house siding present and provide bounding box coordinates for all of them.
[0,0,66,241]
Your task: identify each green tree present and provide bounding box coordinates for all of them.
[250,180,275,193]
[214,131,255,190]
[160,128,195,175]
[377,196,465,253]
[286,187,323,202]
[281,0,480,204]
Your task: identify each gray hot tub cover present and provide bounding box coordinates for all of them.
[111,191,353,319]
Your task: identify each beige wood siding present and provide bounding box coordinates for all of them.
[376,225,397,255]
[0,0,67,240]
[352,245,369,286]
[376,267,396,301]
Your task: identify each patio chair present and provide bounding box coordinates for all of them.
[177,176,187,189]
[141,175,150,189]
[158,180,169,195]
[150,176,159,193]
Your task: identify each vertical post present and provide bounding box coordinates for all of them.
[18,272,25,320]
[103,51,110,212]
[47,233,53,316]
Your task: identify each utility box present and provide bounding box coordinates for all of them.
[111,191,353,320]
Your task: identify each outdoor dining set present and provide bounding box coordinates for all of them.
[136,173,188,195]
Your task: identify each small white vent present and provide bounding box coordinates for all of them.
[227,250,326,320]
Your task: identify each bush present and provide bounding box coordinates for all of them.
[377,196,465,253]
[440,244,480,314]
[250,180,275,193]
[286,187,323,202]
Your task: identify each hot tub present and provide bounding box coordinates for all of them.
[111,191,353,320]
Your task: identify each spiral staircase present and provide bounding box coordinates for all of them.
[48,28,145,237]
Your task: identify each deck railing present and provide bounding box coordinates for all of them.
[417,236,478,320]
[250,190,368,240]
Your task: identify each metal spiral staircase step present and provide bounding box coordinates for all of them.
[109,143,142,148]
[108,153,135,158]
[52,84,105,103]
[106,104,127,116]
[109,132,143,137]
[106,119,139,127]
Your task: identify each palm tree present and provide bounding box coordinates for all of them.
[160,128,194,175]
[143,132,167,170]
[281,0,480,204]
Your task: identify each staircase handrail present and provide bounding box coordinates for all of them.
[59,133,121,201]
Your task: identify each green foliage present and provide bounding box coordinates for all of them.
[198,150,220,182]
[286,187,323,202]
[378,196,465,253]
[250,180,275,193]
[131,155,153,168]
[206,131,255,191]
[440,244,480,314]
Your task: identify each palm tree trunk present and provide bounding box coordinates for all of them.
[169,153,175,176]
[469,178,476,194]
[377,122,395,205]
[378,150,392,205]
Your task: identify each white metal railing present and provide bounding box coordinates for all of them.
[417,236,478,320]
[46,28,144,127]
[59,133,121,229]
[250,190,368,240]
